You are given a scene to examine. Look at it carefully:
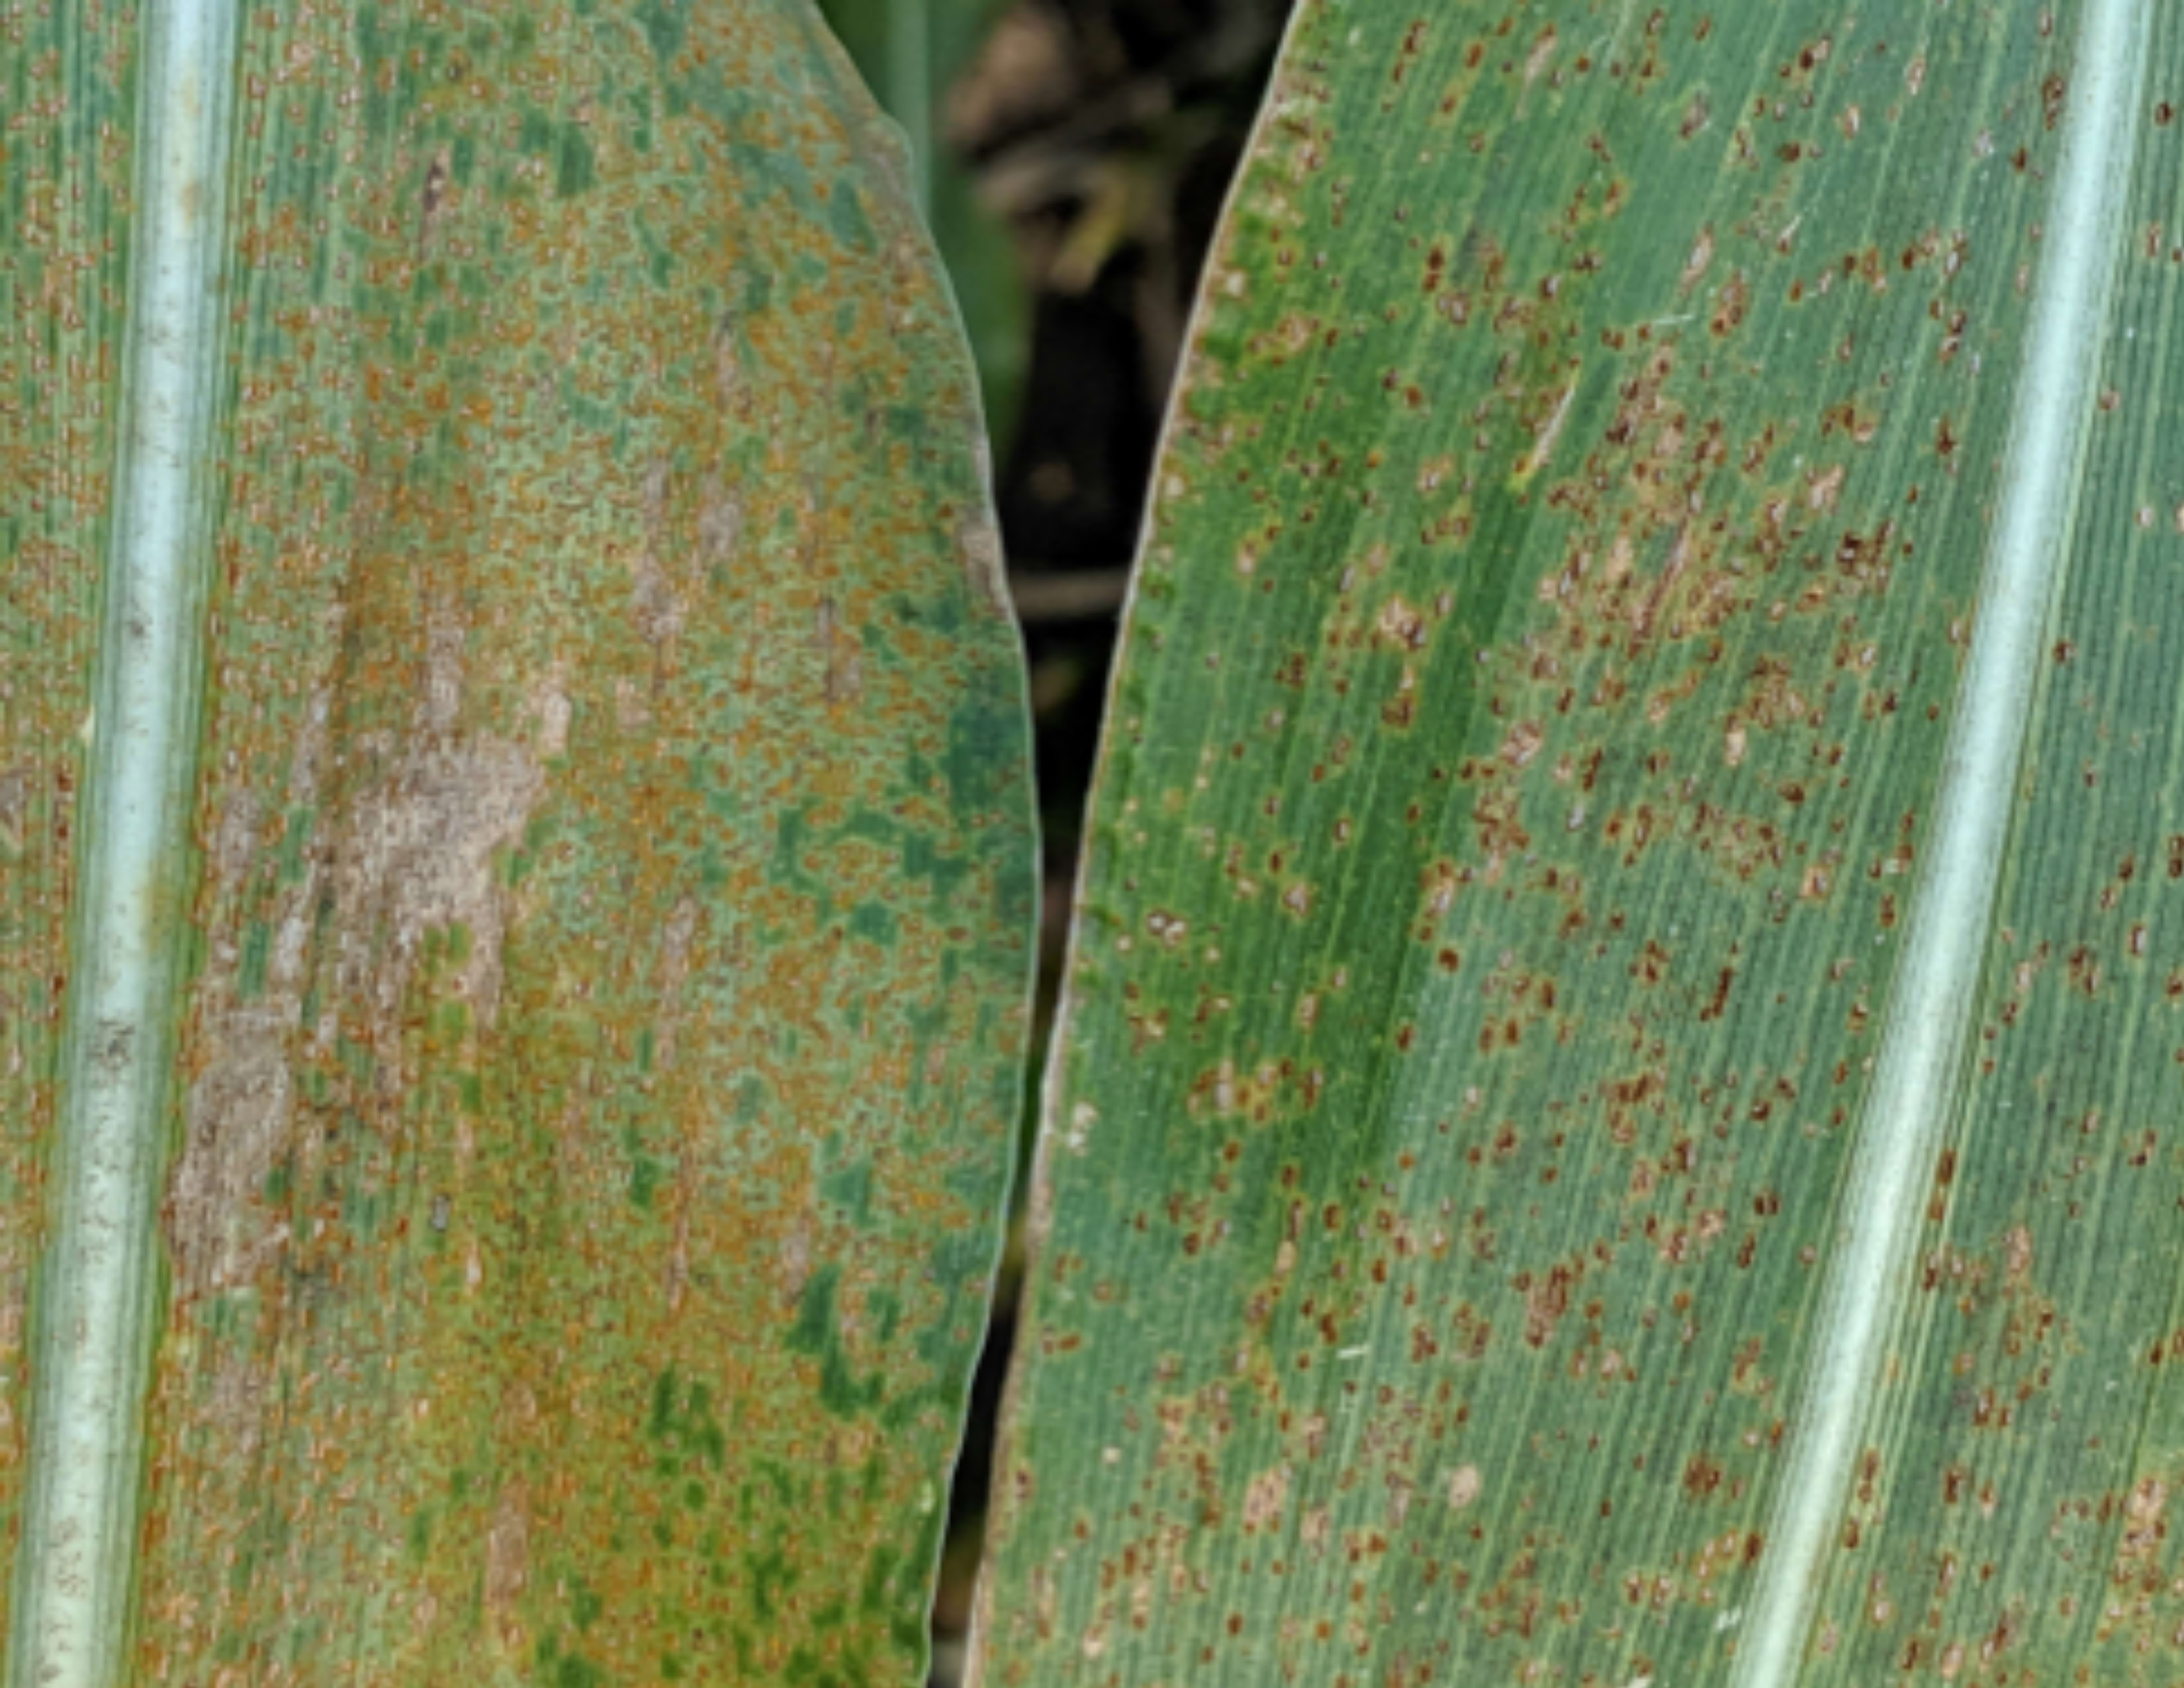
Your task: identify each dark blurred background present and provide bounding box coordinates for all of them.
[811,0,1291,1677]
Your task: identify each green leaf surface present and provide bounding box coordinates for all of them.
[1,3,1032,1683]
[976,2,2184,1683]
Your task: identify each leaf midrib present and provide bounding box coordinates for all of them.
[8,8,238,1687]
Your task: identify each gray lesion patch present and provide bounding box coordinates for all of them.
[652,894,702,1070]
[0,1241,27,1434]
[698,471,743,569]
[165,708,328,1292]
[815,596,864,704]
[167,1011,296,1291]
[484,1477,532,1644]
[628,456,688,650]
[330,738,545,1034]
[0,763,32,857]
[166,732,545,1295]
[957,438,1010,616]
[632,455,747,650]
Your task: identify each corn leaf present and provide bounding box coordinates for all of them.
[976,2,2184,1683]
[1,3,1032,1682]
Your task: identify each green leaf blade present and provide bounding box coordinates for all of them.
[5,3,1032,1683]
[1735,6,2151,1677]
[977,3,2184,1683]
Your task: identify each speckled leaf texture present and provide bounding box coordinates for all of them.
[974,3,2184,1685]
[1,3,1032,1684]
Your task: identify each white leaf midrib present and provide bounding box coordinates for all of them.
[7,7,239,1688]
[1728,3,2152,1684]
